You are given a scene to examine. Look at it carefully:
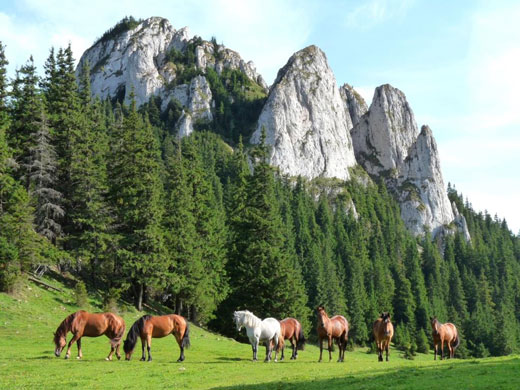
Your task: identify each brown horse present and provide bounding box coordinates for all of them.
[373,312,394,362]
[430,316,460,360]
[123,314,190,362]
[316,306,349,362]
[53,310,126,360]
[275,318,306,360]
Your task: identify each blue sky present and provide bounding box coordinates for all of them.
[1,0,519,233]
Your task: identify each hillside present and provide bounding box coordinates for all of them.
[1,277,519,389]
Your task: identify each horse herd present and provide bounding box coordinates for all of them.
[53,307,460,363]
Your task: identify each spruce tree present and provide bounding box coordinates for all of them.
[110,95,167,310]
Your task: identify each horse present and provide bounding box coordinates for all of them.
[233,310,280,362]
[430,316,459,360]
[275,318,306,360]
[316,306,349,362]
[53,310,125,360]
[373,312,394,362]
[123,314,190,362]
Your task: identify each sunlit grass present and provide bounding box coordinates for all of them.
[1,277,519,389]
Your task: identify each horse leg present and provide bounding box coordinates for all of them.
[290,338,296,360]
[116,342,121,360]
[433,341,437,360]
[106,340,115,361]
[65,333,80,359]
[448,341,453,359]
[253,338,259,362]
[385,341,390,362]
[319,338,323,362]
[146,335,152,362]
[77,337,82,359]
[140,338,146,361]
[440,339,444,360]
[328,336,333,362]
[377,341,382,362]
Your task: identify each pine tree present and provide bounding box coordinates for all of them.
[225,129,308,321]
[110,95,167,310]
[24,95,64,243]
[67,63,114,280]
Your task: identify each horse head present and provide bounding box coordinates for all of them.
[233,311,243,331]
[430,316,439,334]
[316,306,327,328]
[382,312,392,336]
[53,331,66,357]
[123,339,134,360]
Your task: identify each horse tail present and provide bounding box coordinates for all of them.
[125,315,151,352]
[453,333,460,350]
[107,313,126,347]
[297,325,306,351]
[181,321,191,349]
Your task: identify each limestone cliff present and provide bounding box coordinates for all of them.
[251,45,357,181]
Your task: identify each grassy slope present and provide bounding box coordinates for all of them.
[0,276,519,390]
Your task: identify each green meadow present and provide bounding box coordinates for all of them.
[1,276,519,390]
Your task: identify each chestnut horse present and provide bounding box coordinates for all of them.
[316,306,349,362]
[430,316,459,360]
[123,314,190,362]
[276,318,306,360]
[373,312,394,362]
[53,310,125,360]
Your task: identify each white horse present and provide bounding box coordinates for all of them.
[233,310,280,362]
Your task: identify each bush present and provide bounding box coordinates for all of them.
[74,281,88,307]
[416,328,430,354]
[102,288,121,314]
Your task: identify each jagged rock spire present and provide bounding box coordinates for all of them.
[251,45,357,180]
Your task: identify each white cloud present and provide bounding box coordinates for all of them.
[345,0,414,30]
[1,0,312,85]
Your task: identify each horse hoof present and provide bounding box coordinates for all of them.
[76,356,81,360]
[65,355,70,360]
[117,356,121,361]
[140,358,146,362]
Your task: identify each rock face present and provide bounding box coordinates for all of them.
[397,125,454,236]
[351,85,459,237]
[351,85,418,176]
[77,16,265,135]
[340,83,368,128]
[251,45,357,181]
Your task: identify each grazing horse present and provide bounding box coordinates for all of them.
[53,310,125,360]
[274,318,306,360]
[233,310,280,362]
[430,316,459,360]
[316,306,349,362]
[373,312,394,362]
[123,314,190,362]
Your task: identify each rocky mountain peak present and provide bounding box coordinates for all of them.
[351,84,418,176]
[251,45,357,180]
[77,16,267,136]
[340,83,368,128]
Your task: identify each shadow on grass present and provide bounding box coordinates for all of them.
[213,358,520,390]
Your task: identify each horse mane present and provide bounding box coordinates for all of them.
[237,310,261,328]
[54,311,83,344]
[124,315,151,352]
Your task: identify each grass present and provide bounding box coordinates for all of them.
[1,276,519,389]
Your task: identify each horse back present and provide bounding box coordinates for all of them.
[330,315,348,337]
[445,323,458,341]
[79,312,113,337]
[280,318,299,339]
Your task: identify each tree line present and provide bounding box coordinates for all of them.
[1,41,519,358]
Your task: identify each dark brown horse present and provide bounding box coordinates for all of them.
[275,318,306,360]
[123,314,190,362]
[430,316,459,360]
[53,310,126,360]
[373,312,394,362]
[316,306,349,362]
